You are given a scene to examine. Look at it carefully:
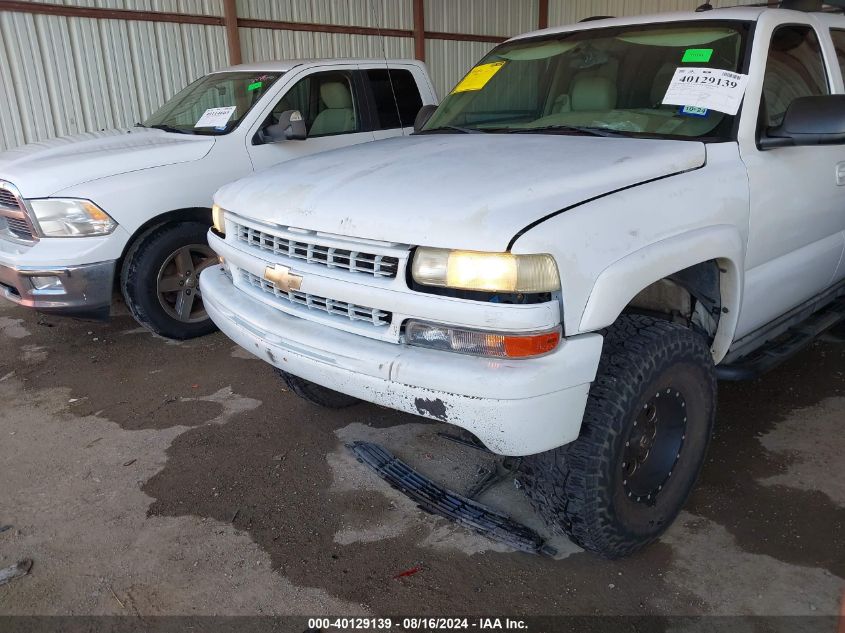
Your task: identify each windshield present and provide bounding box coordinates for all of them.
[424,20,751,140]
[142,72,282,135]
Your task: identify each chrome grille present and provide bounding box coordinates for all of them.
[0,182,35,242]
[240,269,391,327]
[3,217,34,241]
[0,189,19,210]
[234,222,399,278]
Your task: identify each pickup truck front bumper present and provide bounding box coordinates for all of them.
[201,265,604,456]
[0,260,115,319]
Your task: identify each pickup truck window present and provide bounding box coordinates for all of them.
[762,25,829,128]
[423,20,750,140]
[273,71,360,137]
[831,29,845,79]
[365,68,423,129]
[143,72,281,135]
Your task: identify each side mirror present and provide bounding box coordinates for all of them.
[264,109,307,142]
[760,95,845,149]
[413,104,438,133]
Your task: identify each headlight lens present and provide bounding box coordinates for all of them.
[29,199,116,237]
[411,247,560,293]
[212,203,226,235]
[406,320,561,358]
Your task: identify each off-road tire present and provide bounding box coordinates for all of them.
[121,221,217,340]
[519,314,716,558]
[276,369,361,409]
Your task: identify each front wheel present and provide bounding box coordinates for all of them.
[121,221,218,340]
[519,315,717,558]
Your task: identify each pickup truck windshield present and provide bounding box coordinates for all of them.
[142,72,282,135]
[424,20,750,140]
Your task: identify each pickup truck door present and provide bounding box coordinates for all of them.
[246,66,375,172]
[736,22,845,338]
[357,64,426,140]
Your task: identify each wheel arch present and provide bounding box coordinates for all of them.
[115,207,212,283]
[579,226,744,362]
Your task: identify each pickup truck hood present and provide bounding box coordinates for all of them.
[216,134,706,252]
[0,128,214,197]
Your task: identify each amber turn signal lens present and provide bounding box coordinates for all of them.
[406,320,562,359]
[502,330,561,358]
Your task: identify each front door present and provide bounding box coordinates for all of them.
[247,68,375,172]
[737,22,845,338]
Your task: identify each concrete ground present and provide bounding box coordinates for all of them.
[0,296,842,618]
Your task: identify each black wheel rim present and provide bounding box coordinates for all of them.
[156,244,216,323]
[622,388,687,505]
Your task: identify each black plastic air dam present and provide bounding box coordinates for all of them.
[347,441,554,556]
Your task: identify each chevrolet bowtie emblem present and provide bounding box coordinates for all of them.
[263,264,303,292]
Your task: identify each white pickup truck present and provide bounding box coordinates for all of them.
[0,59,436,338]
[202,4,845,557]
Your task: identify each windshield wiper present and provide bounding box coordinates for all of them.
[504,125,625,138]
[417,125,484,134]
[147,123,194,135]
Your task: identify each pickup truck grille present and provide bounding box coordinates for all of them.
[234,221,400,278]
[240,270,392,327]
[0,189,18,210]
[0,181,36,243]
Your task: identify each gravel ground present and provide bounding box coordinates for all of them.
[0,297,842,621]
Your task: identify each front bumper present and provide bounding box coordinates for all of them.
[202,265,603,456]
[0,260,115,319]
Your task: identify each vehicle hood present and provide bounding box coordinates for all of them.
[0,128,215,197]
[216,134,706,252]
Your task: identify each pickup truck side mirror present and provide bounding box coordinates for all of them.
[413,104,438,133]
[264,109,307,143]
[759,95,845,149]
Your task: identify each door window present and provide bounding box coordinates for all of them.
[761,25,829,128]
[829,29,845,81]
[365,69,424,129]
[270,71,359,137]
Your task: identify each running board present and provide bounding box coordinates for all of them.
[347,441,553,556]
[717,297,845,381]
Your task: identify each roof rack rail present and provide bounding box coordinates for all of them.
[698,1,844,11]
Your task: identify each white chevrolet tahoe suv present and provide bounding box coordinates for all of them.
[0,59,436,338]
[202,4,845,557]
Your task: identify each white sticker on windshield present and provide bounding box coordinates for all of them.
[195,106,236,128]
[662,67,749,115]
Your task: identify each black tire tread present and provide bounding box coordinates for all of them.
[519,314,716,558]
[121,220,216,340]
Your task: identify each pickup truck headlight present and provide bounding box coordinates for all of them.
[29,199,116,237]
[406,320,561,358]
[411,247,560,293]
[211,204,226,236]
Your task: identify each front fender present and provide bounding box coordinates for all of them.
[579,225,744,362]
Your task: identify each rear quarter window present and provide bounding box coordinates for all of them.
[365,69,423,129]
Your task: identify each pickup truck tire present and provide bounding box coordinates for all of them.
[121,221,218,340]
[519,315,716,558]
[276,369,361,409]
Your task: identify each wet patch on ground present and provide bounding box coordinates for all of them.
[687,340,845,577]
[0,302,842,615]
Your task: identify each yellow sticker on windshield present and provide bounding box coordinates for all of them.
[451,61,506,94]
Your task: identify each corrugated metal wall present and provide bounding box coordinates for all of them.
[24,0,223,15]
[0,0,768,151]
[0,7,227,150]
[237,0,412,29]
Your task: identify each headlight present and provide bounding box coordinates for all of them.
[28,199,116,237]
[406,320,561,358]
[211,204,226,235]
[411,247,560,293]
